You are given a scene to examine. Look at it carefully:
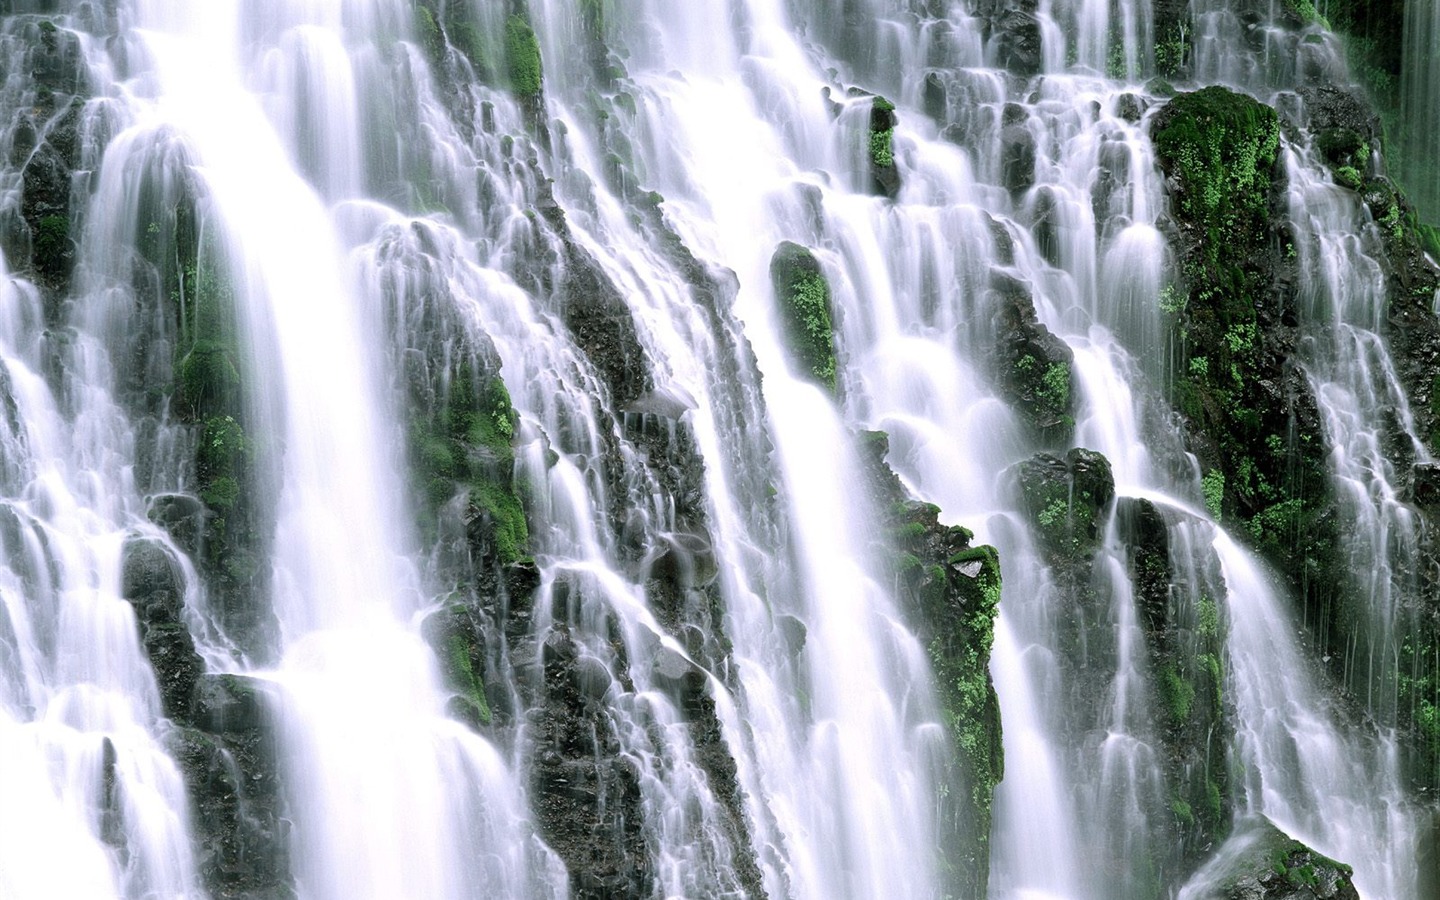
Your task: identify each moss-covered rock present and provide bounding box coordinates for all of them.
[407,348,529,569]
[1153,86,1344,692]
[991,279,1075,443]
[1015,448,1114,568]
[868,95,901,198]
[1187,817,1359,900]
[1116,499,1232,867]
[422,602,493,729]
[504,14,543,97]
[768,241,837,389]
[856,431,1002,900]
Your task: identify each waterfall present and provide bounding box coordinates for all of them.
[0,1,1436,899]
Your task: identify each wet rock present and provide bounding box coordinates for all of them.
[146,493,208,558]
[121,537,185,627]
[979,0,1042,77]
[921,71,946,121]
[141,623,202,721]
[529,621,652,900]
[166,723,292,899]
[868,96,901,199]
[537,197,653,410]
[1015,448,1114,566]
[1116,498,1231,863]
[990,281,1075,442]
[1188,818,1359,900]
[1414,464,1440,508]
[854,430,1003,900]
[651,645,707,712]
[122,534,291,895]
[1000,122,1035,195]
[192,674,269,734]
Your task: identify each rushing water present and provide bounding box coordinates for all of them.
[0,1,1434,898]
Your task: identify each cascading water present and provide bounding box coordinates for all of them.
[1,1,1439,898]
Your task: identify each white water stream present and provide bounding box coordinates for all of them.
[0,1,1433,898]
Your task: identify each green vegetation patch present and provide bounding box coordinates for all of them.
[768,241,837,389]
[505,15,543,97]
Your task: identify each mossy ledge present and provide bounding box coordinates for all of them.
[769,241,837,390]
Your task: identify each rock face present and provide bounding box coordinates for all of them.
[857,432,1003,900]
[976,0,1043,77]
[1188,818,1360,900]
[991,278,1075,444]
[1016,448,1114,570]
[120,538,292,898]
[1152,84,1344,687]
[1116,498,1231,865]
[769,241,837,389]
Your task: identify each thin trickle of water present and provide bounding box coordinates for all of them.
[1402,0,1440,220]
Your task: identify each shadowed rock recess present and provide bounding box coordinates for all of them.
[7,2,1440,900]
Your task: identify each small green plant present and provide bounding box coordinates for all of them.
[1158,284,1185,315]
[1038,362,1070,411]
[1202,469,1224,520]
[869,128,895,168]
[1037,498,1068,529]
[1197,597,1219,637]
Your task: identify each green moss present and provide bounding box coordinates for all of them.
[176,340,241,419]
[1154,87,1279,259]
[415,6,444,61]
[1159,664,1196,724]
[1170,797,1195,827]
[468,477,528,566]
[1202,469,1224,520]
[869,128,895,168]
[1154,26,1188,78]
[1038,362,1070,412]
[505,15,543,97]
[33,214,69,265]
[200,475,240,511]
[410,360,529,566]
[1282,0,1327,27]
[1197,598,1219,638]
[445,630,491,725]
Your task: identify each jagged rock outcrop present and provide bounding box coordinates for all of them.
[975,0,1042,77]
[769,241,837,388]
[121,537,292,898]
[857,431,1002,900]
[526,618,652,900]
[1186,818,1359,900]
[990,275,1075,443]
[1116,498,1231,865]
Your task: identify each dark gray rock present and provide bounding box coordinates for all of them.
[1186,818,1359,900]
[990,278,1076,442]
